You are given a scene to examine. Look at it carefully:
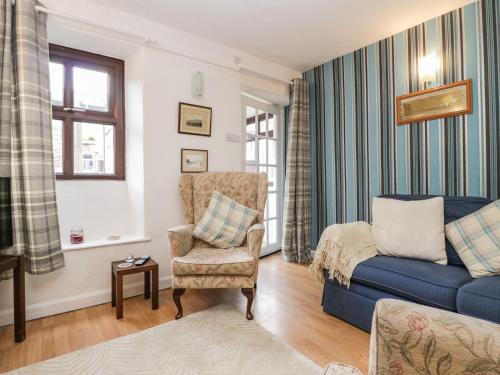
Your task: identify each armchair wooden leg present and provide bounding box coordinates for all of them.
[254,282,257,289]
[173,288,186,320]
[241,288,254,320]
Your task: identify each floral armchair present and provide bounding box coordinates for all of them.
[324,298,500,374]
[166,172,268,320]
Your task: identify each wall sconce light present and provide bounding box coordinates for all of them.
[191,71,203,97]
[419,54,439,83]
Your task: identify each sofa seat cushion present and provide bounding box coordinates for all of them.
[172,247,255,276]
[349,256,472,310]
[457,276,500,324]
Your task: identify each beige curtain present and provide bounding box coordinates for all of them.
[281,78,312,264]
[0,0,64,275]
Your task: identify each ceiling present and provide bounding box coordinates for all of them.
[98,0,476,72]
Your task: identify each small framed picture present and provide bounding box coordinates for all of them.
[178,102,212,136]
[181,149,208,173]
[396,79,472,125]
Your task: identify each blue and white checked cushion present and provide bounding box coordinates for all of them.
[193,191,259,249]
[445,200,500,278]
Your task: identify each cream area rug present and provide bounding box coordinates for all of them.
[9,304,323,375]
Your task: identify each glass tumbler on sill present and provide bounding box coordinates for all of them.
[70,227,84,244]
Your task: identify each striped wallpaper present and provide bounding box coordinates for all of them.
[305,0,499,246]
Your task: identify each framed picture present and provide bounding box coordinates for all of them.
[181,149,208,173]
[396,79,472,125]
[178,102,212,136]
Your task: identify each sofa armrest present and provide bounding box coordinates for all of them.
[247,223,265,259]
[323,363,363,375]
[369,299,500,375]
[166,224,195,258]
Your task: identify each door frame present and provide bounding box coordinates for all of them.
[241,95,284,256]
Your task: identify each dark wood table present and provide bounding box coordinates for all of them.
[0,255,25,342]
[111,258,158,319]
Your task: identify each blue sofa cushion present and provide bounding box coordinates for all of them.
[457,276,500,324]
[347,255,473,310]
[379,194,492,266]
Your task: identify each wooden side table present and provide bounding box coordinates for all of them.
[0,255,25,342]
[111,258,159,319]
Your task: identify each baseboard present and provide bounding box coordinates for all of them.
[0,276,172,327]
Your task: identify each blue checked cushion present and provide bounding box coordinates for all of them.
[193,191,259,249]
[445,200,500,278]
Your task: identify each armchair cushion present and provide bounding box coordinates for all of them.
[193,191,259,248]
[172,247,256,276]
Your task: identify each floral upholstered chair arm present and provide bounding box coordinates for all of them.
[369,298,500,375]
[247,223,265,259]
[166,224,195,258]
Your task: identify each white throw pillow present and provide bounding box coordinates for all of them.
[371,197,447,264]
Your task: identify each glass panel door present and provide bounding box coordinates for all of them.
[243,99,282,256]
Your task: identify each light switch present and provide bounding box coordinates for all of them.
[225,133,241,143]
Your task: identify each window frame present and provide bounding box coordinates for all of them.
[49,44,125,180]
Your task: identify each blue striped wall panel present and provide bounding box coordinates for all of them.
[306,0,499,246]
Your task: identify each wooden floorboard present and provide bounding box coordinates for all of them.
[0,253,369,373]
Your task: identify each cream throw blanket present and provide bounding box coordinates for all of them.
[310,221,377,287]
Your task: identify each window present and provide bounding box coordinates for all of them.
[243,100,282,256]
[49,45,125,179]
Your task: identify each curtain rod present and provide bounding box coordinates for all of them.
[35,5,293,85]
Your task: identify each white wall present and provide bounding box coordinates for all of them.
[125,48,146,237]
[142,48,243,239]
[56,182,139,242]
[40,0,300,84]
[0,1,295,325]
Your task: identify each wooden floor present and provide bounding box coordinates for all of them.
[0,253,369,373]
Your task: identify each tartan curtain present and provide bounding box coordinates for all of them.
[0,0,64,275]
[281,78,312,264]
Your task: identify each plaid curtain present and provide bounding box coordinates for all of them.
[0,0,64,275]
[281,78,312,264]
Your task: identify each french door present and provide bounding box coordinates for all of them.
[242,97,283,256]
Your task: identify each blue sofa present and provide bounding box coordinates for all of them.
[322,194,499,332]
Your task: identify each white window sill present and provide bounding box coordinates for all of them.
[62,236,151,252]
